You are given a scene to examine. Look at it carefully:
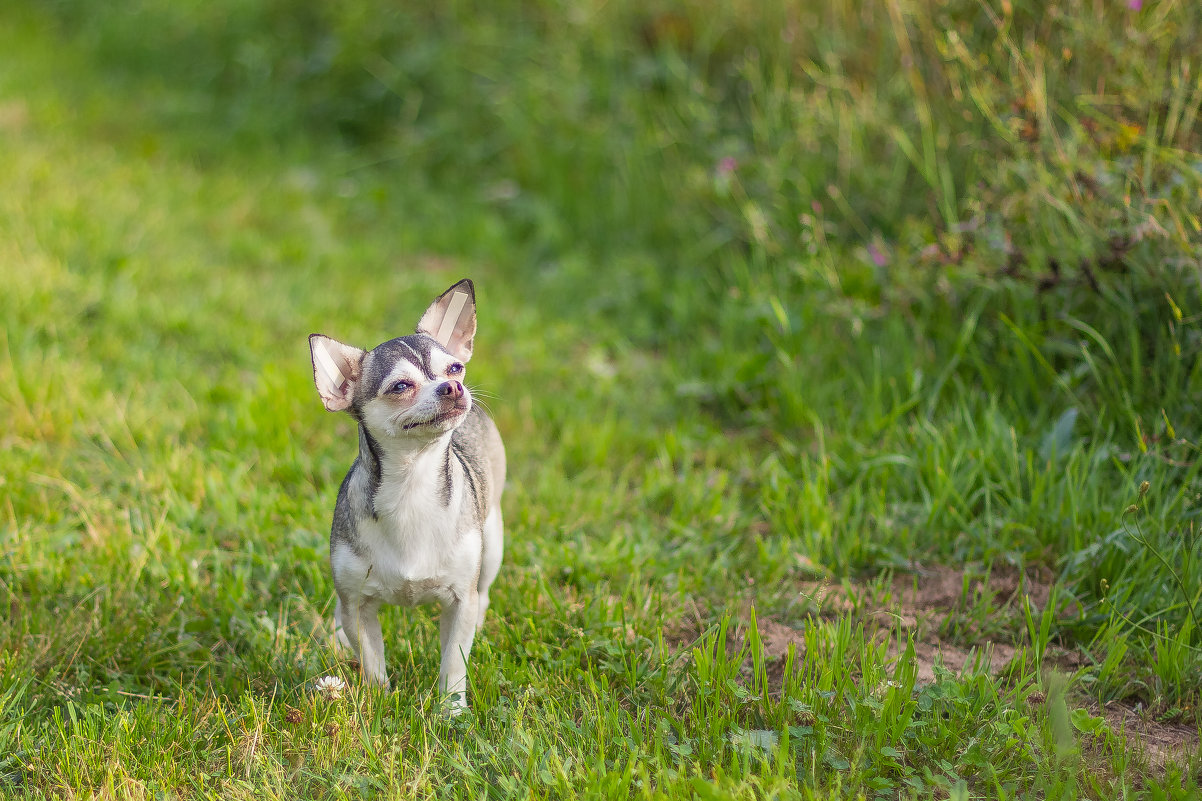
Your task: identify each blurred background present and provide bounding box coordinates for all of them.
[42,3,1202,267]
[29,0,1202,298]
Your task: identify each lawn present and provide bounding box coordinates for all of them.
[2,1,1201,798]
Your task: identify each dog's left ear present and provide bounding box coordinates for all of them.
[417,279,476,362]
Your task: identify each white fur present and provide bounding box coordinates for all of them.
[330,432,489,713]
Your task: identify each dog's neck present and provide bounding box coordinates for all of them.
[358,422,459,521]
[359,423,452,486]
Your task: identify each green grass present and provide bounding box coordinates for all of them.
[2,1,1202,797]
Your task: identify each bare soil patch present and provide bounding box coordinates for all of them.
[890,563,1054,613]
[1092,701,1199,771]
[669,564,1198,771]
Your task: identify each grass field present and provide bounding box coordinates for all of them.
[2,1,1202,798]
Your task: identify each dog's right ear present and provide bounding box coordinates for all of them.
[309,334,365,412]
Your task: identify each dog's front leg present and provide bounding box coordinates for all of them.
[338,594,389,689]
[438,590,479,714]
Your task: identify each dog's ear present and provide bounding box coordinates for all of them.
[416,279,476,362]
[309,334,365,412]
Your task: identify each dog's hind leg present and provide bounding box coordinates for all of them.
[476,505,503,631]
[332,596,353,653]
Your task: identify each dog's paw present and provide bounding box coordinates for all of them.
[442,693,469,717]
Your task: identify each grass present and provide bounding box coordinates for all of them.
[2,0,1202,797]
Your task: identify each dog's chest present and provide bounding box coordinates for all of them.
[333,478,478,607]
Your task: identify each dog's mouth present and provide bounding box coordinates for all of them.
[401,407,467,431]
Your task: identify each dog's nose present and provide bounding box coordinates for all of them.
[437,380,464,399]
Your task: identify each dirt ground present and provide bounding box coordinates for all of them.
[671,564,1199,771]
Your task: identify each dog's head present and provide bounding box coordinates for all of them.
[309,279,477,440]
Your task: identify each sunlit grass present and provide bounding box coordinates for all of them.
[1,2,1201,798]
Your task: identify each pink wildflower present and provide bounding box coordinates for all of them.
[867,243,889,268]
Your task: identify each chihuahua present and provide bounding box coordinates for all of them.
[309,279,504,713]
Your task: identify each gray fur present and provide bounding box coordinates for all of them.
[449,406,501,526]
[352,333,446,410]
[331,463,368,558]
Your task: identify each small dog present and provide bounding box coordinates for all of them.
[309,279,505,713]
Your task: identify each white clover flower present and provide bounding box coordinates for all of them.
[314,675,347,700]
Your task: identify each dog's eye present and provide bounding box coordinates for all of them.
[389,380,413,393]
[447,363,464,376]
